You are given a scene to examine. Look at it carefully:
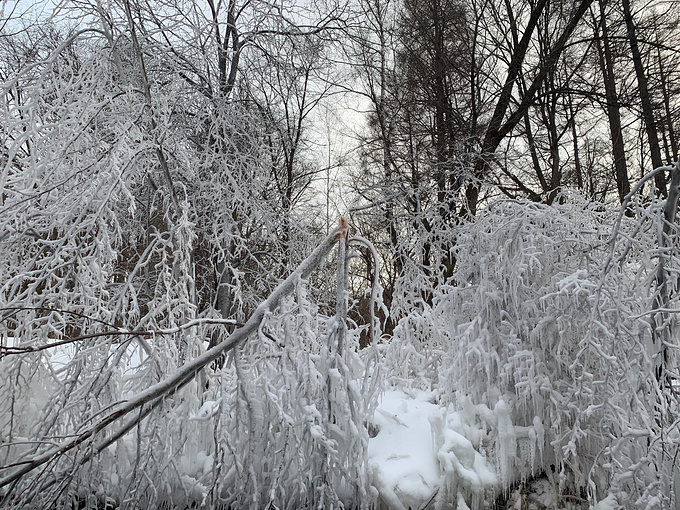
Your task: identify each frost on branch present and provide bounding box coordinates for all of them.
[383,193,680,507]
[0,21,376,508]
[0,227,378,508]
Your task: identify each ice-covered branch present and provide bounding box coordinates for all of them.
[0,220,346,491]
[349,235,388,344]
[334,219,349,356]
[0,318,239,356]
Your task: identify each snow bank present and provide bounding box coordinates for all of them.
[369,389,441,509]
[369,389,551,509]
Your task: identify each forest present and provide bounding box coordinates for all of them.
[2,0,680,508]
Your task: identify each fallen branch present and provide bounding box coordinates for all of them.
[0,220,347,492]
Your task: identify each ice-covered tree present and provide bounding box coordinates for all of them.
[0,1,381,507]
[384,164,680,506]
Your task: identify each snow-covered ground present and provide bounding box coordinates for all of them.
[368,389,442,509]
[368,389,585,510]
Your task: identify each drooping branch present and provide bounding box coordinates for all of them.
[0,318,240,356]
[0,220,348,492]
[349,235,388,344]
[653,160,680,385]
[334,218,349,356]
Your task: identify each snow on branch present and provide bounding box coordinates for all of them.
[0,220,346,492]
[0,318,239,356]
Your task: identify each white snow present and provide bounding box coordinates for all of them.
[368,389,442,509]
[593,494,618,510]
[368,389,556,509]
[369,389,502,509]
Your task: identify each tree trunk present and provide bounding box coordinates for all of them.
[621,0,666,194]
[595,0,630,205]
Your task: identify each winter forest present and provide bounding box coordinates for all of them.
[3,0,680,508]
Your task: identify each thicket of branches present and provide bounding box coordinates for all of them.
[0,1,381,507]
[3,0,680,508]
[384,176,680,505]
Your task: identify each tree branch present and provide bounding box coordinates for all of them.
[0,221,347,492]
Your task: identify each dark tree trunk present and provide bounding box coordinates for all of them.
[621,0,666,194]
[595,0,630,204]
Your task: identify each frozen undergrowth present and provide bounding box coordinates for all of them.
[4,182,680,508]
[381,195,680,509]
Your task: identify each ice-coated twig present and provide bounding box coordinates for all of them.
[0,318,240,356]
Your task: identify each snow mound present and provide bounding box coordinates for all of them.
[369,389,554,509]
[368,389,500,508]
[369,389,441,510]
